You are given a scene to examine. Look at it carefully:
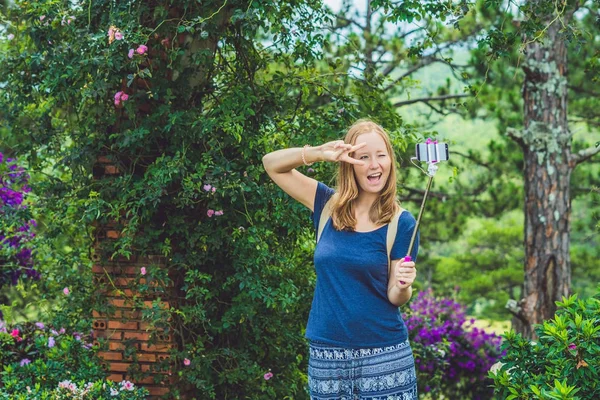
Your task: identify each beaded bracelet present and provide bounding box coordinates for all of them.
[302,144,314,166]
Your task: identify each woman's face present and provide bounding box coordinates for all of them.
[351,131,391,195]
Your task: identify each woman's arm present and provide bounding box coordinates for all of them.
[262,146,324,212]
[262,141,366,212]
[387,259,416,307]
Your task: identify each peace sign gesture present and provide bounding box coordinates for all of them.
[320,140,366,166]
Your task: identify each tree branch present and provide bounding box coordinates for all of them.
[335,15,365,30]
[452,150,492,169]
[571,143,600,167]
[393,94,468,107]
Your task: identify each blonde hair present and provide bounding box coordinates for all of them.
[331,119,400,231]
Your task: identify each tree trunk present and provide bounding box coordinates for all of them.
[510,2,577,338]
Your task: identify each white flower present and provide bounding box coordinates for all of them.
[489,361,505,375]
[110,387,119,396]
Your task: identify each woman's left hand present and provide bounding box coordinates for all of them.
[394,260,416,289]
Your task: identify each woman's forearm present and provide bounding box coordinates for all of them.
[262,145,323,174]
[388,285,412,307]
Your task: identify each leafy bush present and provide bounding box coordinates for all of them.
[404,289,503,399]
[0,379,148,400]
[0,1,408,398]
[0,321,146,398]
[491,290,600,400]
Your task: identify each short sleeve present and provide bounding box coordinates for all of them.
[311,182,335,232]
[390,212,419,262]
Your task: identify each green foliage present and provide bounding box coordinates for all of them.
[0,321,147,398]
[491,290,600,399]
[0,0,411,398]
[0,380,148,400]
[427,212,524,320]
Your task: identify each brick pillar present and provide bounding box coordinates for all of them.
[92,156,175,398]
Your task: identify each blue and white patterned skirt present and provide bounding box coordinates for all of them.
[307,340,418,400]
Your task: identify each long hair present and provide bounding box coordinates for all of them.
[331,119,400,231]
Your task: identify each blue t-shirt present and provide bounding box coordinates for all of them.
[305,182,419,348]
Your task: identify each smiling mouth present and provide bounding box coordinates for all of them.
[367,172,382,184]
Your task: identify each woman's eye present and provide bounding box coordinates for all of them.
[360,156,368,160]
[378,154,386,158]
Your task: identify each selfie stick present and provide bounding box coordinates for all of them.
[400,139,443,282]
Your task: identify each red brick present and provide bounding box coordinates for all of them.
[98,351,123,361]
[143,300,170,309]
[147,386,170,396]
[109,341,132,351]
[97,156,112,163]
[110,362,132,372]
[142,343,171,352]
[123,332,151,341]
[107,373,124,382]
[106,230,120,239]
[139,322,165,331]
[131,375,158,384]
[92,320,108,330]
[108,321,138,330]
[135,353,157,362]
[98,331,123,340]
[109,298,135,308]
[104,165,120,175]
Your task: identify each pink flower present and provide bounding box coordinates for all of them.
[140,267,146,275]
[128,48,134,59]
[207,209,215,218]
[114,91,129,106]
[183,358,191,366]
[40,15,46,21]
[10,329,20,338]
[120,380,134,391]
[135,45,148,55]
[211,187,216,193]
[215,210,223,216]
[63,287,70,296]
[568,343,577,351]
[264,372,273,380]
[7,34,14,40]
[114,31,123,40]
[203,184,212,191]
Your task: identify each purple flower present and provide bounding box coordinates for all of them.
[48,337,55,348]
[20,358,31,367]
[35,322,45,330]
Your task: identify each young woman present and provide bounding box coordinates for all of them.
[262,119,419,400]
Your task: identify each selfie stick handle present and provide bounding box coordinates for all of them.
[400,161,438,284]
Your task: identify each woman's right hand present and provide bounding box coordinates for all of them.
[319,140,367,165]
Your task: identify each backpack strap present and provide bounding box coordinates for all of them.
[386,207,405,276]
[317,196,335,243]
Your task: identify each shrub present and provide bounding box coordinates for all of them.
[0,321,147,398]
[0,379,148,400]
[491,290,600,400]
[405,289,504,399]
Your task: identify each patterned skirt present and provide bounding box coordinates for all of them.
[307,340,417,400]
